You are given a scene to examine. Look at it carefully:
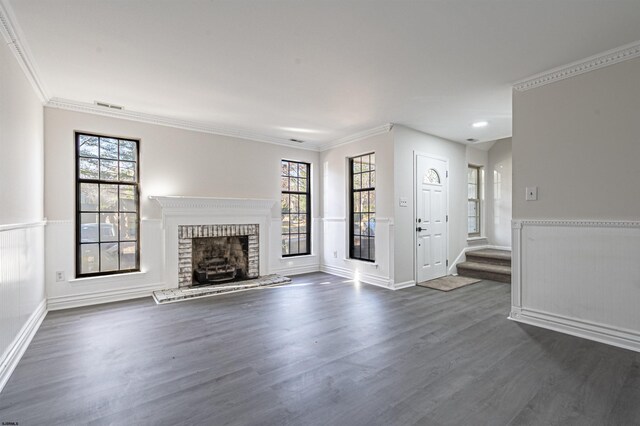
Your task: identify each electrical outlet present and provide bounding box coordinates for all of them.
[399,197,408,207]
[525,187,538,201]
[56,271,65,282]
[333,250,338,258]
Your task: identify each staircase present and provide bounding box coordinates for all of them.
[457,248,511,283]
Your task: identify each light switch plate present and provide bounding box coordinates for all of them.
[399,197,408,207]
[525,187,538,201]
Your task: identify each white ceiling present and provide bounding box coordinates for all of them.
[7,0,640,148]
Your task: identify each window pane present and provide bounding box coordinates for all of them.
[100,138,119,159]
[362,155,370,172]
[353,158,361,173]
[468,167,478,184]
[80,213,99,243]
[119,161,136,182]
[468,217,478,234]
[281,214,289,234]
[79,135,99,158]
[353,236,361,258]
[298,178,307,192]
[121,213,138,241]
[119,185,137,212]
[80,183,99,211]
[468,200,478,216]
[353,192,361,213]
[369,217,376,236]
[120,242,136,270]
[79,158,99,179]
[362,172,370,188]
[289,234,299,255]
[298,214,307,232]
[290,194,299,213]
[80,244,100,274]
[353,214,361,235]
[299,234,308,254]
[299,163,308,178]
[370,154,375,170]
[369,191,376,212]
[290,214,300,233]
[281,194,290,213]
[281,177,289,191]
[119,140,137,161]
[299,195,307,213]
[281,235,289,255]
[370,170,376,187]
[468,183,477,199]
[100,213,119,242]
[100,184,118,211]
[361,191,369,213]
[361,236,371,259]
[369,238,375,260]
[354,173,361,190]
[290,177,298,192]
[289,162,298,177]
[100,160,118,181]
[281,161,289,176]
[100,242,119,271]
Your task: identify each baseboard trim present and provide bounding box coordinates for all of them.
[320,264,393,290]
[0,299,47,393]
[48,282,166,311]
[270,264,321,276]
[509,307,640,353]
[393,280,416,290]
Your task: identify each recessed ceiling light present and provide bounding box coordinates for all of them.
[472,121,488,128]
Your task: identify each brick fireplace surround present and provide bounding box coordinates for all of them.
[178,224,259,287]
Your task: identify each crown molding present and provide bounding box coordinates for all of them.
[0,0,48,102]
[320,123,393,151]
[514,40,640,92]
[46,98,324,151]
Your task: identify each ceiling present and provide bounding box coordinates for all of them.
[6,0,640,149]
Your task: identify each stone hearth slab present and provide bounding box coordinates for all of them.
[152,274,292,304]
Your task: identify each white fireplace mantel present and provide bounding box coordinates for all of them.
[150,196,276,288]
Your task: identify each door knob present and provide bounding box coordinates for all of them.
[416,227,423,232]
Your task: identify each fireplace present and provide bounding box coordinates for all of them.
[178,224,259,287]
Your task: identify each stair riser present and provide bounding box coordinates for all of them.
[457,267,511,284]
[465,254,511,266]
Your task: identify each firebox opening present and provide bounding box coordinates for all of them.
[191,236,249,286]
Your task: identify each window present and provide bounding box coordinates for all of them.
[281,160,311,256]
[76,133,140,277]
[350,153,375,262]
[468,165,481,236]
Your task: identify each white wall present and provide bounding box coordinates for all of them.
[511,57,640,351]
[393,125,467,285]
[44,107,321,308]
[486,137,512,247]
[319,130,396,288]
[0,38,46,390]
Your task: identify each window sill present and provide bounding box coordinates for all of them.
[279,254,317,261]
[68,271,148,286]
[343,258,379,268]
[467,236,487,242]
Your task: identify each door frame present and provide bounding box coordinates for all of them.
[413,151,450,284]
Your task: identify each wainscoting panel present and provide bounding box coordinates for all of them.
[510,220,640,352]
[0,222,46,392]
[45,219,165,310]
[320,217,395,289]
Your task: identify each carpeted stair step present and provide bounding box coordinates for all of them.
[465,249,511,266]
[457,261,511,283]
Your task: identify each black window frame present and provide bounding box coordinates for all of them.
[349,153,376,262]
[75,131,141,278]
[281,159,311,257]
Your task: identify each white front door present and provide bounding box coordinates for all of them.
[416,154,448,283]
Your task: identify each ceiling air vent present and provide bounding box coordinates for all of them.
[289,138,304,143]
[466,138,479,143]
[94,101,124,110]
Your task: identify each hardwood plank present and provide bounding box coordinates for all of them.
[0,272,638,425]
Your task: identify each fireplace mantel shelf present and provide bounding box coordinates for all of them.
[149,196,275,211]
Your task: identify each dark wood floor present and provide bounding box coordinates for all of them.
[1,273,639,425]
